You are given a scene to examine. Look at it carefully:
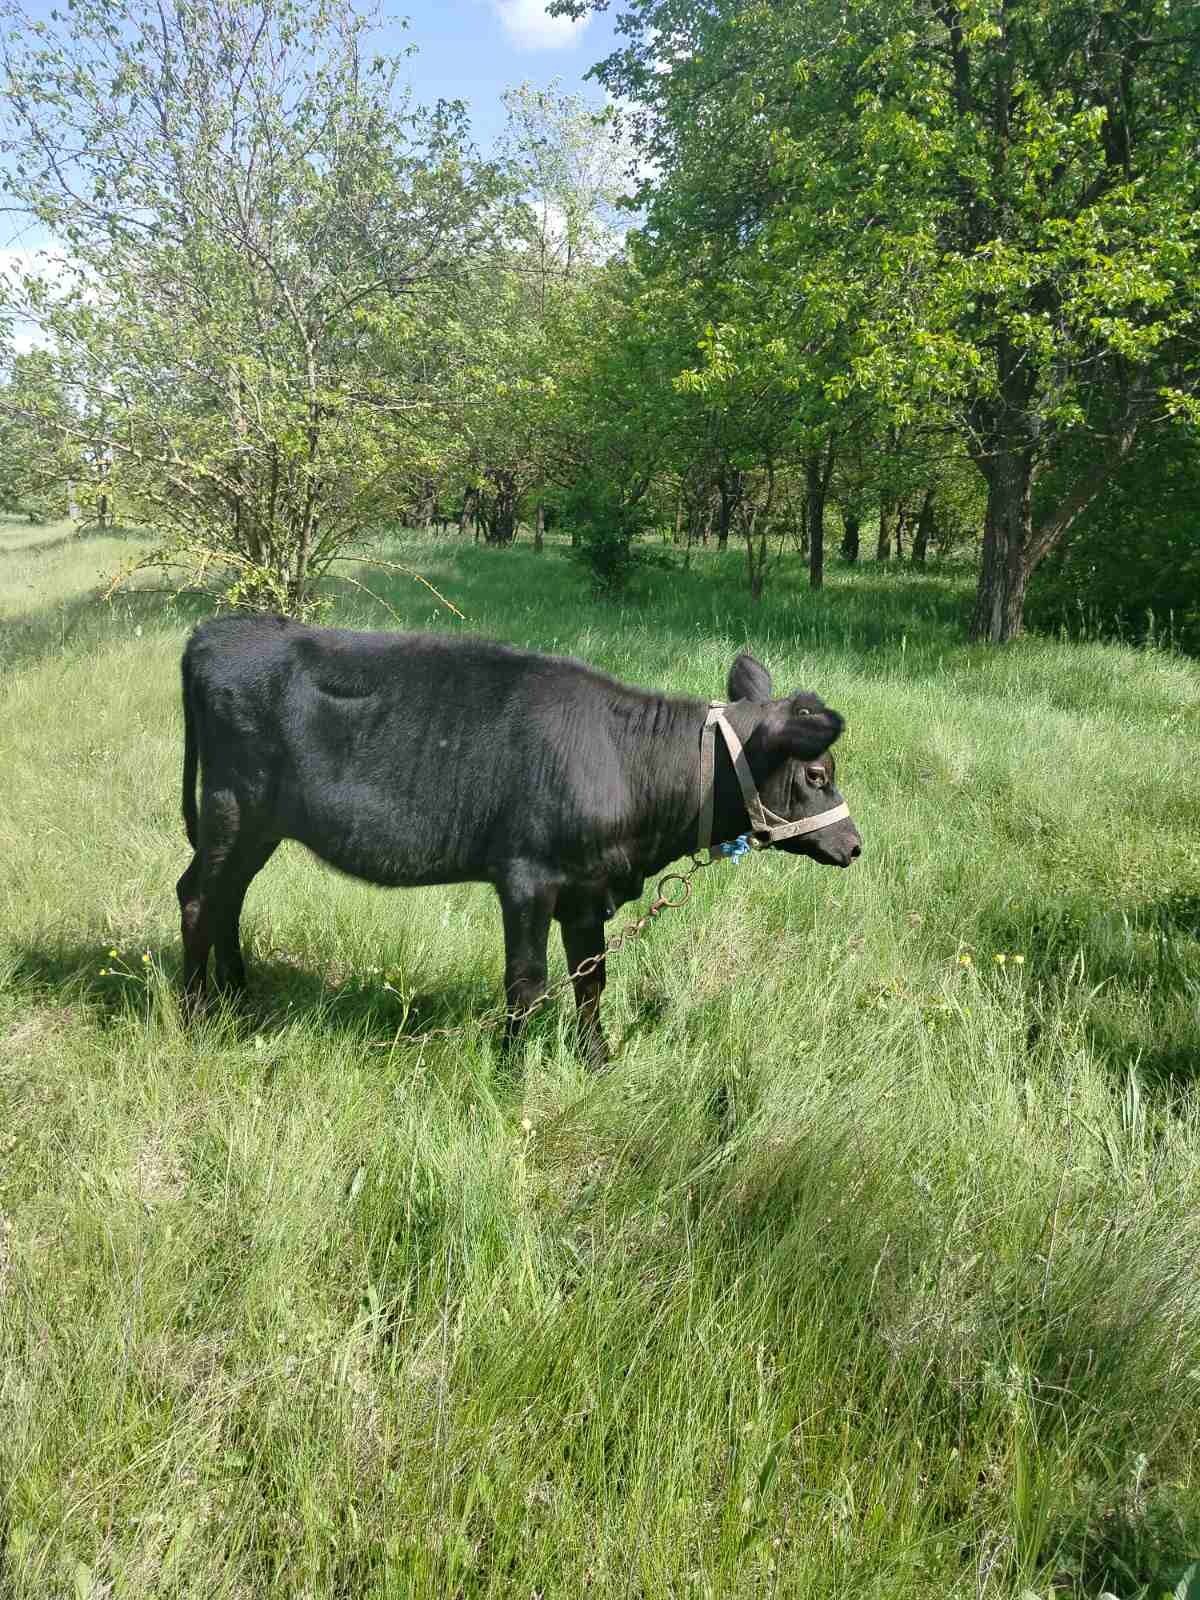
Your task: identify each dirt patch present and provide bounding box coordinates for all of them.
[133,1132,188,1206]
[0,1006,75,1064]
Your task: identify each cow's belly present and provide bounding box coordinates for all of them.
[283,781,484,889]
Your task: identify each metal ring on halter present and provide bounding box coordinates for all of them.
[655,872,692,909]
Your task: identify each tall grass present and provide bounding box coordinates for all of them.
[2,524,1199,1598]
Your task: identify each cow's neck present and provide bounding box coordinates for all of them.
[623,696,765,877]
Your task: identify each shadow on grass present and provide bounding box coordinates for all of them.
[3,931,684,1084]
[0,530,83,562]
[974,888,1200,1091]
[0,586,199,674]
[1153,890,1200,939]
[0,521,150,560]
[235,958,506,1047]
[2,934,585,1056]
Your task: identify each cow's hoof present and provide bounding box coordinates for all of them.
[579,1031,611,1073]
[180,990,209,1024]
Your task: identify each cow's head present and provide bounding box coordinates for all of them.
[726,652,862,868]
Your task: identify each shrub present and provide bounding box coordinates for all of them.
[1028,429,1200,655]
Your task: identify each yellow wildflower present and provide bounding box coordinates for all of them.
[994,953,1007,965]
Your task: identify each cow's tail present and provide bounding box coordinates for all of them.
[181,647,200,849]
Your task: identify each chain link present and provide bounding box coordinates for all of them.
[375,852,716,1052]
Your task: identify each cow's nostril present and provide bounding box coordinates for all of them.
[849,843,862,860]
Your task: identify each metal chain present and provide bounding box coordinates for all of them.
[375,851,716,1051]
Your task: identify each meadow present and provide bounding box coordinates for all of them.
[2,516,1200,1599]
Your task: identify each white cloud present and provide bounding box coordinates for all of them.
[1,243,92,361]
[0,243,82,297]
[492,0,588,50]
[8,323,51,356]
[0,245,43,282]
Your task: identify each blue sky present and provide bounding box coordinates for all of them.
[8,0,623,153]
[390,2,622,147]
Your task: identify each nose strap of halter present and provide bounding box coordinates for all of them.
[698,702,850,856]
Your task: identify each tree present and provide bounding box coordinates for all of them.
[498,82,630,299]
[552,0,896,597]
[0,350,80,522]
[553,0,1200,640]
[467,83,631,549]
[0,0,500,613]
[544,260,671,592]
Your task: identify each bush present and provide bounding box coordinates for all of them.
[562,476,654,597]
[1028,428,1200,655]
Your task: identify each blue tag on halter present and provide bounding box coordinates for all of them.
[719,834,753,865]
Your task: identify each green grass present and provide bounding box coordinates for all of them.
[2,524,1200,1599]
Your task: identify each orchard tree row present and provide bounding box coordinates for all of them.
[2,0,1197,642]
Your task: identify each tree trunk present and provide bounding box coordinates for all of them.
[483,472,519,545]
[894,506,906,559]
[806,450,827,590]
[911,489,934,566]
[534,499,545,553]
[717,474,738,553]
[876,500,892,561]
[458,486,476,537]
[745,514,767,602]
[969,451,1034,643]
[840,511,860,562]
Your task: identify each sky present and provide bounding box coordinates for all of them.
[1,0,626,346]
[390,1,623,146]
[5,0,623,160]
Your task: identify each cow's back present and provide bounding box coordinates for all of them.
[184,617,639,888]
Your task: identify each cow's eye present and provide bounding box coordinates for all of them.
[806,766,828,787]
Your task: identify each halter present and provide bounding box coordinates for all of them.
[698,702,850,857]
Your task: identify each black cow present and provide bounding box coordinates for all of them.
[177,617,861,1063]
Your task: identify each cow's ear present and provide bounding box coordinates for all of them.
[727,652,773,702]
[756,698,844,762]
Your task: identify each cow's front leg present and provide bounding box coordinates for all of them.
[561,914,609,1070]
[497,870,558,1053]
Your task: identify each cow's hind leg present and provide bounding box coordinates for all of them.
[177,852,211,1011]
[561,914,609,1070]
[177,786,270,1014]
[210,838,278,993]
[497,870,558,1054]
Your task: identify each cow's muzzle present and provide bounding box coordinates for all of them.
[781,819,863,867]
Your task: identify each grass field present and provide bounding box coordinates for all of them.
[2,516,1200,1599]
